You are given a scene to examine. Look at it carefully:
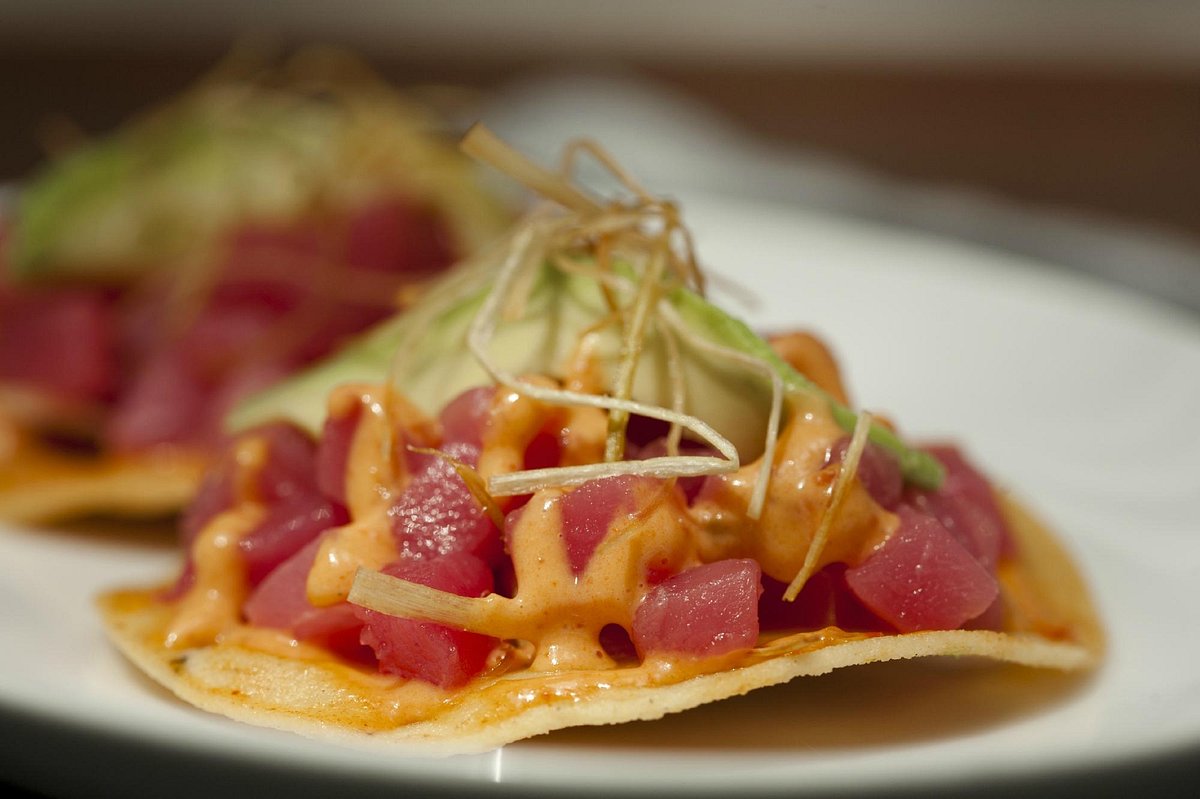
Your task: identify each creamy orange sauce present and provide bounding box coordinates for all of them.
[501,480,701,671]
[477,377,557,481]
[164,503,265,649]
[691,407,894,584]
[767,330,851,405]
[111,580,876,733]
[308,512,397,605]
[163,436,271,649]
[334,383,437,516]
[308,384,441,605]
[163,372,898,697]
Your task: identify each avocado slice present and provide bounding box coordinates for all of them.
[5,78,509,285]
[8,90,347,282]
[227,260,944,488]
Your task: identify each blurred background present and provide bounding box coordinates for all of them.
[1,0,1198,310]
[1,5,1199,798]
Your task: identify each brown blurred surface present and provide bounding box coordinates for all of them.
[1,44,1197,247]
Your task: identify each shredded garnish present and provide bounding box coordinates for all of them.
[461,124,600,216]
[348,566,524,638]
[451,126,789,499]
[463,212,741,494]
[654,301,784,519]
[604,234,668,462]
[783,410,875,602]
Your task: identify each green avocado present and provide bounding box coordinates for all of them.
[8,89,354,282]
[227,260,944,488]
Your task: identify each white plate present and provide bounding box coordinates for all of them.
[2,193,1199,798]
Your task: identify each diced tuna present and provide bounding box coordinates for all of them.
[242,536,370,662]
[105,349,212,451]
[177,423,345,590]
[845,505,999,633]
[238,423,347,582]
[437,386,495,448]
[179,465,234,550]
[826,437,903,510]
[243,537,325,630]
[560,475,658,574]
[102,196,460,455]
[345,198,455,276]
[389,441,501,563]
[239,493,348,585]
[633,559,763,657]
[251,422,321,502]
[355,553,497,688]
[0,285,117,402]
[905,445,1013,568]
[315,399,362,506]
[758,566,894,634]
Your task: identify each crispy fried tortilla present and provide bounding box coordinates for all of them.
[98,491,1100,754]
[0,438,206,524]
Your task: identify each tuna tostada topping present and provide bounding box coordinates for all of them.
[0,49,510,523]
[98,127,1102,753]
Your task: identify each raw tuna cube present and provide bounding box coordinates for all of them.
[389,441,501,563]
[243,537,327,630]
[252,422,321,503]
[633,559,763,657]
[845,505,999,632]
[345,198,454,276]
[438,385,495,448]
[826,437,904,510]
[356,553,497,688]
[559,475,656,574]
[315,398,362,506]
[758,566,894,634]
[0,285,116,401]
[238,493,348,585]
[242,536,369,662]
[906,444,1013,568]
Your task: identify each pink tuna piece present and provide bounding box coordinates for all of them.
[315,399,362,507]
[104,349,211,451]
[179,467,234,552]
[242,536,371,663]
[345,198,455,276]
[239,493,348,585]
[633,559,763,657]
[178,422,318,549]
[845,505,999,632]
[437,385,495,448]
[356,553,497,688]
[239,423,347,583]
[758,566,894,634]
[906,444,1013,568]
[176,423,345,591]
[252,422,322,501]
[107,288,290,452]
[107,197,458,455]
[826,437,904,510]
[0,285,116,402]
[243,537,325,630]
[560,475,656,575]
[389,441,501,563]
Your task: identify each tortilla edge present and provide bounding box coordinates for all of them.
[95,491,1103,755]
